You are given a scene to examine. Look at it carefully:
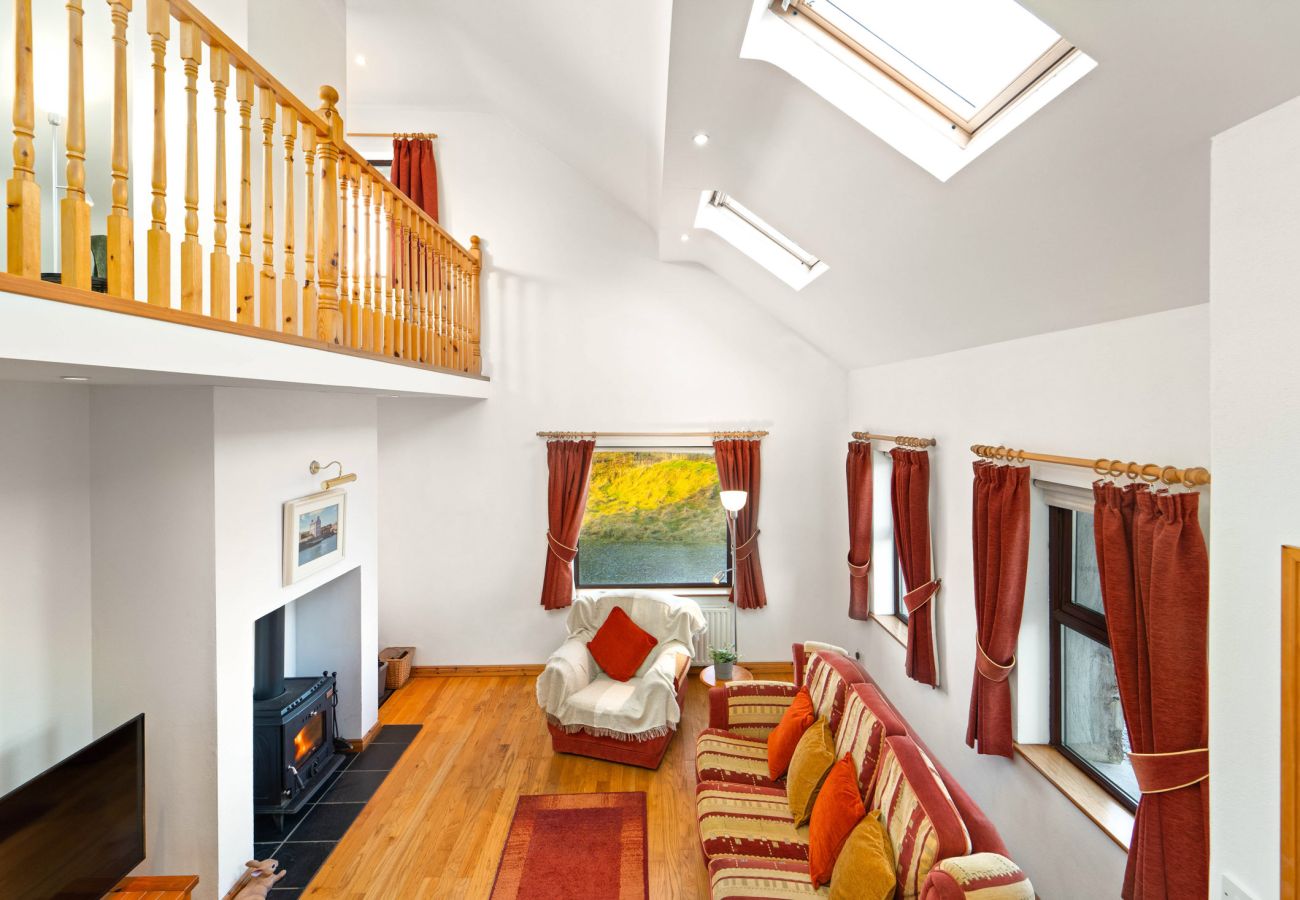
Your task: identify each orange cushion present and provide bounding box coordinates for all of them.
[767,687,815,779]
[809,755,867,889]
[586,606,658,681]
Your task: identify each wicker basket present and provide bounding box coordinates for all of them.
[380,647,414,690]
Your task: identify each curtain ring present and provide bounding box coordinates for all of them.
[1160,466,1179,486]
[1140,464,1160,484]
[1124,461,1140,481]
[1108,459,1126,479]
[1093,458,1110,477]
[994,445,1007,460]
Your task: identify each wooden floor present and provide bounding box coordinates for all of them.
[306,670,787,899]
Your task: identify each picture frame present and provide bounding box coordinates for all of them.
[283,489,347,585]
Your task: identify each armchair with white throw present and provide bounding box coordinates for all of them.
[537,590,706,768]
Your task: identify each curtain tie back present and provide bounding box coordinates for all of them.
[1128,748,1209,794]
[546,530,578,563]
[847,554,871,577]
[975,644,1015,682]
[903,579,941,615]
[735,529,761,562]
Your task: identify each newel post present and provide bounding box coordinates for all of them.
[314,85,342,345]
[469,235,482,374]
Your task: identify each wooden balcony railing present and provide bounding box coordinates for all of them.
[4,0,483,375]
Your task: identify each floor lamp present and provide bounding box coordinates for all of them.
[720,489,748,666]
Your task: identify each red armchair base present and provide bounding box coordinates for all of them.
[547,723,677,769]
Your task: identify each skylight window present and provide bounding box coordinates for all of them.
[783,0,1070,135]
[694,191,828,291]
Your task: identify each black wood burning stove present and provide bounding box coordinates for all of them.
[252,607,346,820]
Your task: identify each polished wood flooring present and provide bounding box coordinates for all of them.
[305,670,788,899]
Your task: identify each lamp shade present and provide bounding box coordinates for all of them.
[720,490,748,512]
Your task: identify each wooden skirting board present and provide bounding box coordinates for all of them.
[411,662,792,678]
[339,719,385,753]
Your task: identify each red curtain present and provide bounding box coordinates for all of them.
[713,439,767,610]
[846,441,873,620]
[539,439,595,610]
[391,138,439,221]
[1093,483,1208,900]
[891,448,939,686]
[965,462,1030,757]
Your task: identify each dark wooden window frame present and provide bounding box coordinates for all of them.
[1048,504,1138,813]
[574,447,732,591]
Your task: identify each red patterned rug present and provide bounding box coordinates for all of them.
[489,792,648,900]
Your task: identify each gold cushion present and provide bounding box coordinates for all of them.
[786,718,835,826]
[830,810,896,900]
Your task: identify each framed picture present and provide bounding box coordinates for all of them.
[283,489,347,585]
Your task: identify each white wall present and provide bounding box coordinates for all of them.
[0,383,92,795]
[1208,93,1300,900]
[90,386,219,892]
[212,387,379,892]
[844,305,1209,899]
[250,0,348,113]
[361,108,848,666]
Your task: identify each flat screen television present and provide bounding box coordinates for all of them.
[0,714,145,900]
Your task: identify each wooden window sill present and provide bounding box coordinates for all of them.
[868,612,908,648]
[1014,743,1133,851]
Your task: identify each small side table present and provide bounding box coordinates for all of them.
[699,664,754,688]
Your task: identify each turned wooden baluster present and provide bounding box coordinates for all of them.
[415,219,426,363]
[301,121,317,337]
[457,253,468,370]
[61,0,91,289]
[235,68,254,323]
[370,177,382,353]
[400,205,413,359]
[280,107,297,334]
[146,0,169,306]
[436,231,448,367]
[338,160,350,345]
[314,86,342,344]
[258,86,277,330]
[209,47,230,319]
[469,235,482,374]
[421,221,431,364]
[105,0,132,297]
[350,161,361,348]
[382,189,395,357]
[179,21,202,313]
[441,238,453,367]
[425,226,436,366]
[7,0,39,277]
[361,172,373,351]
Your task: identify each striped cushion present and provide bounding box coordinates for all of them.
[833,684,909,798]
[921,854,1034,899]
[804,653,861,735]
[725,682,801,741]
[708,857,827,899]
[696,781,810,863]
[697,728,781,787]
[874,737,973,900]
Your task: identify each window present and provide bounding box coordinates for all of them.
[694,190,829,291]
[870,447,907,621]
[780,0,1072,137]
[575,449,730,589]
[1049,504,1139,811]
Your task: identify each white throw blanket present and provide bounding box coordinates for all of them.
[536,591,706,741]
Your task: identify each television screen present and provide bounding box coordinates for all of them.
[0,714,145,900]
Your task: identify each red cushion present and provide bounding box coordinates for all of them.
[808,755,867,888]
[767,687,816,779]
[586,606,658,681]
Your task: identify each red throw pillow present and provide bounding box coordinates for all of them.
[808,755,867,888]
[586,606,659,682]
[767,687,816,779]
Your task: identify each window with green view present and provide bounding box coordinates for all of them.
[576,449,729,588]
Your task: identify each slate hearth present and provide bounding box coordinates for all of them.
[254,724,421,899]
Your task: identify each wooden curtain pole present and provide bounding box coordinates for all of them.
[536,430,769,440]
[970,443,1211,488]
[346,131,437,140]
[852,431,936,449]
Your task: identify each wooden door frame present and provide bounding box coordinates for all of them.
[1282,545,1300,898]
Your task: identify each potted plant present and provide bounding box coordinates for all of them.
[709,646,739,680]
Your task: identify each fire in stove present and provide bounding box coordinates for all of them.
[294,714,325,763]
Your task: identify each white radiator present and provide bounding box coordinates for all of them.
[693,602,735,665]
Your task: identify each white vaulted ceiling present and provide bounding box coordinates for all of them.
[347,0,1300,368]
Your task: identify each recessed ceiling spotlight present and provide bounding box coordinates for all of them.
[680,233,690,243]
[692,132,709,147]
[61,375,90,382]
[354,54,367,67]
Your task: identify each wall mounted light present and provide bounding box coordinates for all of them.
[309,460,357,491]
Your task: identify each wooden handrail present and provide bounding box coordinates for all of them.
[3,0,485,376]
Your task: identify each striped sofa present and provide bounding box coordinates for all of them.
[695,643,1034,899]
